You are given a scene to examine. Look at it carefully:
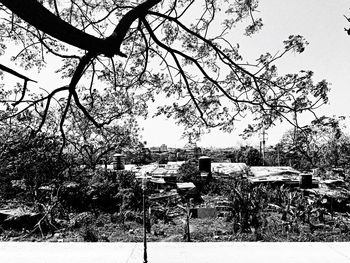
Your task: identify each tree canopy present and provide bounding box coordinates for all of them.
[64,99,141,169]
[0,0,330,143]
[277,116,350,169]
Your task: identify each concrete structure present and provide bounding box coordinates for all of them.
[176,182,197,197]
[212,162,248,178]
[1,242,350,263]
[248,166,301,185]
[160,144,167,152]
[249,166,300,177]
[124,162,184,187]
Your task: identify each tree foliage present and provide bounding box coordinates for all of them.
[228,146,261,166]
[60,170,143,212]
[178,159,203,189]
[64,98,141,169]
[275,116,350,169]
[0,127,67,199]
[124,142,153,165]
[0,0,329,142]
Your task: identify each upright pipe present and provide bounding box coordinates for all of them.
[142,178,148,263]
[186,200,191,242]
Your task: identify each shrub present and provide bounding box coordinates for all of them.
[228,179,269,233]
[59,169,143,213]
[178,160,204,191]
[0,133,68,201]
[80,226,99,242]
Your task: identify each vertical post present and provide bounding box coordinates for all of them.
[259,141,262,165]
[262,127,266,166]
[186,198,191,242]
[104,158,107,172]
[142,177,148,263]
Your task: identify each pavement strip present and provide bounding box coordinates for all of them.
[0,242,350,263]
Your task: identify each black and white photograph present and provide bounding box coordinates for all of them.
[0,0,350,262]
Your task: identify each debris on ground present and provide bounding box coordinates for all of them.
[0,206,42,230]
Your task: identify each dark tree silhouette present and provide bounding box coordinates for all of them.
[0,0,329,145]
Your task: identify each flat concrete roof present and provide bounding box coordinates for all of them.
[1,242,350,263]
[250,166,300,177]
[212,162,248,175]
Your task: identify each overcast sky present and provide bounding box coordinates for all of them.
[139,0,350,148]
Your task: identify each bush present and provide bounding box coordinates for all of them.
[80,226,99,242]
[228,178,269,233]
[0,133,68,201]
[60,181,90,212]
[59,169,143,213]
[86,170,119,212]
[178,160,204,191]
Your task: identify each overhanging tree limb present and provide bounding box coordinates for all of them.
[0,64,37,106]
[0,1,330,141]
[0,0,109,54]
[0,64,36,83]
[0,0,161,57]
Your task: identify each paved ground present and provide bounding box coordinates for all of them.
[1,242,350,263]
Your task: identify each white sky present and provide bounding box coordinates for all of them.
[1,0,350,149]
[140,0,350,148]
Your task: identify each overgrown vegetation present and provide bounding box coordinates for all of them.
[1,149,350,242]
[1,124,350,242]
[0,132,67,201]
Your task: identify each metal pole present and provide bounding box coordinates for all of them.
[186,200,191,242]
[259,141,262,165]
[142,178,148,263]
[262,127,266,166]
